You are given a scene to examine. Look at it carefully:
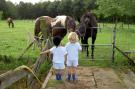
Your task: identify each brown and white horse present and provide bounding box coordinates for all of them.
[51,15,76,32]
[34,16,54,41]
[34,15,76,40]
[34,15,76,50]
[7,17,14,28]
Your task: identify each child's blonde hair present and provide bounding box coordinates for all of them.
[68,32,79,43]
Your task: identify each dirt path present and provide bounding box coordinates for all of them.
[123,70,135,89]
[46,67,128,89]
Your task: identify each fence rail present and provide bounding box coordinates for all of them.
[0,65,42,89]
[81,44,112,46]
[115,46,135,64]
[0,39,52,89]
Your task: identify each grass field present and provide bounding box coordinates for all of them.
[0,20,135,73]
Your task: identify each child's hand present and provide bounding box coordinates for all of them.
[40,50,50,55]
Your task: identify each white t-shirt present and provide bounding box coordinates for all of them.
[50,46,67,63]
[65,42,82,61]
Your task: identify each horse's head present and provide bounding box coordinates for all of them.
[66,16,76,33]
[75,22,86,38]
[81,12,93,27]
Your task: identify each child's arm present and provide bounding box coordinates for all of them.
[40,49,50,55]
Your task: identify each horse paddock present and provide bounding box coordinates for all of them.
[0,20,134,89]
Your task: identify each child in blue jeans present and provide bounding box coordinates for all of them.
[40,36,67,80]
[65,32,82,82]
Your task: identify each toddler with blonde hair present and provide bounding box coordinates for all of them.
[65,32,82,82]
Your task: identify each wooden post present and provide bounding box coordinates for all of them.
[115,46,135,64]
[112,20,117,63]
[0,65,42,89]
[41,67,53,89]
[0,66,29,89]
[28,39,52,89]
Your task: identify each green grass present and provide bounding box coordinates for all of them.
[78,23,135,71]
[0,20,40,70]
[0,20,135,72]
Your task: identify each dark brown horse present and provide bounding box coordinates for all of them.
[76,12,98,59]
[7,17,14,28]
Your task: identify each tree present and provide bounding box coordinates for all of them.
[84,0,97,10]
[96,0,124,22]
[121,0,135,23]
[58,0,73,16]
[72,0,86,22]
[95,0,135,23]
[0,11,3,19]
[6,1,17,18]
[17,2,34,19]
[0,0,8,19]
[46,1,60,17]
[0,0,6,11]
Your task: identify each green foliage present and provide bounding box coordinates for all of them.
[0,0,134,22]
[39,60,52,75]
[0,11,3,19]
[59,0,73,16]
[95,0,135,22]
[6,1,18,18]
[96,0,124,17]
[17,2,34,19]
[121,0,135,17]
[72,0,86,21]
[0,0,7,11]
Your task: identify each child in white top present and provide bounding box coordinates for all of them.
[65,32,82,82]
[40,36,67,80]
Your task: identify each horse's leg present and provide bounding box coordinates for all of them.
[86,38,89,57]
[91,35,96,59]
[12,22,14,28]
[81,37,84,51]
[81,36,89,57]
[8,22,10,28]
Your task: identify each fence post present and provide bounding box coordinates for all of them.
[112,23,117,62]
[0,81,1,89]
[27,39,52,89]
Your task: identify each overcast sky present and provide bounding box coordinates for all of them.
[6,0,55,4]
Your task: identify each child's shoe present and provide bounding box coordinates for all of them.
[56,74,59,80]
[66,74,71,81]
[72,74,76,81]
[72,74,78,83]
[58,73,62,80]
